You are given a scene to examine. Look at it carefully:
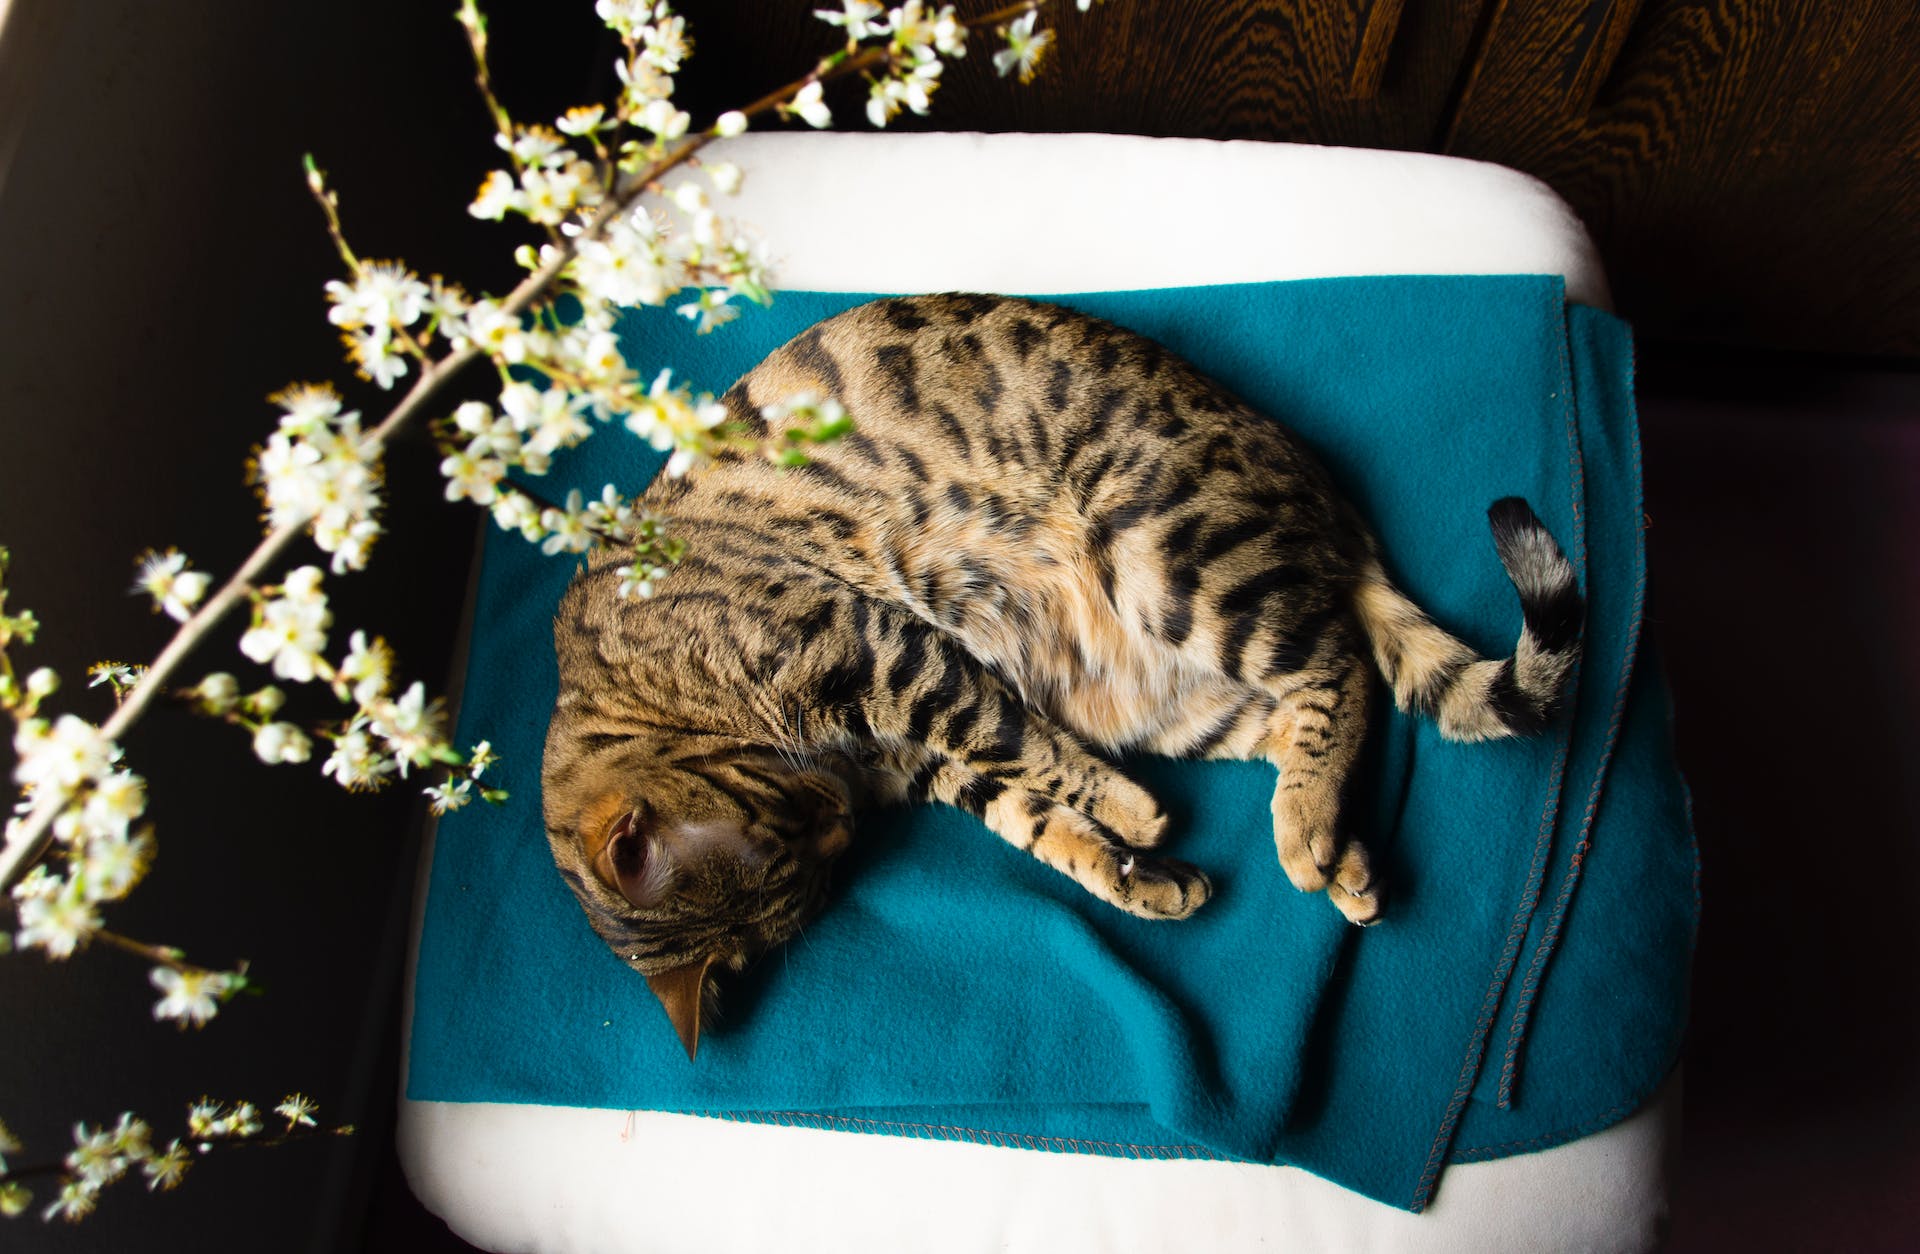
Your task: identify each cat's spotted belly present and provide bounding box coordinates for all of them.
[870,502,1285,755]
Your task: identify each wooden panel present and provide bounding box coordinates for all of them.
[1448,0,1920,355]
[674,0,1487,151]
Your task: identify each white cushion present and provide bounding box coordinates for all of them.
[401,131,1669,1254]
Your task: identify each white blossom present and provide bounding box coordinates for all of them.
[567,329,637,416]
[133,549,212,622]
[321,722,396,792]
[867,51,942,127]
[149,966,232,1028]
[788,81,832,128]
[42,1178,98,1223]
[65,1124,127,1188]
[222,1102,264,1138]
[502,382,592,458]
[469,168,527,220]
[596,0,660,38]
[283,565,326,605]
[441,447,507,505]
[557,103,607,137]
[641,14,691,74]
[714,109,748,137]
[252,721,313,765]
[239,575,331,684]
[13,714,114,794]
[337,630,393,706]
[320,517,383,575]
[584,484,634,536]
[520,160,596,226]
[891,2,966,58]
[490,489,545,538]
[625,369,728,476]
[614,51,675,112]
[994,10,1053,82]
[676,288,739,335]
[275,1094,319,1129]
[42,766,142,851]
[325,262,430,338]
[367,682,446,777]
[254,405,382,570]
[462,300,535,363]
[189,672,241,714]
[13,867,99,959]
[501,125,569,169]
[817,0,887,40]
[704,160,743,196]
[538,490,596,556]
[636,98,692,141]
[143,1140,191,1192]
[343,326,410,391]
[75,828,154,902]
[425,776,473,815]
[467,740,500,778]
[86,662,141,694]
[615,563,657,599]
[273,383,347,436]
[572,213,682,309]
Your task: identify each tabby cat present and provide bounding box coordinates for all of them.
[542,293,1583,1059]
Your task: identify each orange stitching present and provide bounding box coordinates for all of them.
[1413,281,1589,1210]
[702,1109,1223,1161]
[1495,317,1648,1109]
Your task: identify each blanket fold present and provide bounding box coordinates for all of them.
[407,276,1696,1210]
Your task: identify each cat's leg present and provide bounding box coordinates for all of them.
[1134,666,1377,922]
[910,752,1210,921]
[1258,660,1380,925]
[862,681,1210,921]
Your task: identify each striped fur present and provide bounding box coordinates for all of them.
[541,294,1583,1055]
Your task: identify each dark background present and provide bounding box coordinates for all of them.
[0,1,1914,1250]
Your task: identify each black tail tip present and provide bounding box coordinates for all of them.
[1486,497,1541,547]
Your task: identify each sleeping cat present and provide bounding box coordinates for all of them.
[541,293,1583,1059]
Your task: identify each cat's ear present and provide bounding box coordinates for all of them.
[594,804,655,909]
[646,956,715,1061]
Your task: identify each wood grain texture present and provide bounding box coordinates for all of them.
[1448,0,1920,354]
[674,0,1919,355]
[1347,0,1407,99]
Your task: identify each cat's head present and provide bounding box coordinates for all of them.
[541,725,853,1060]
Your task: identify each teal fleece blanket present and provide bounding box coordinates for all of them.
[406,276,1698,1211]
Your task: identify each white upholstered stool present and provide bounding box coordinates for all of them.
[399,132,1675,1254]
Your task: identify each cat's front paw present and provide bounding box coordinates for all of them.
[1112,850,1211,920]
[1088,775,1170,850]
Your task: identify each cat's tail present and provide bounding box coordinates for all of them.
[1350,498,1583,742]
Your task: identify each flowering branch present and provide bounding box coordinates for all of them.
[2,0,1106,1222]
[0,1097,349,1222]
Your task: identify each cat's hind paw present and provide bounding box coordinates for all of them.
[1323,842,1381,926]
